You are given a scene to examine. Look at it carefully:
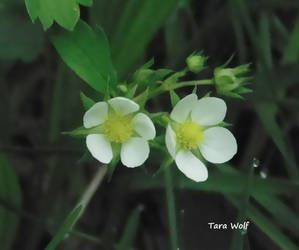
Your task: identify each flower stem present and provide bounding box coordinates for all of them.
[78,165,108,215]
[145,79,214,100]
[163,157,178,250]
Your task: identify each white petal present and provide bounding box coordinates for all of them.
[191,97,227,126]
[86,134,113,164]
[175,150,208,182]
[83,102,108,128]
[108,97,139,115]
[132,113,156,140]
[121,137,149,168]
[165,125,176,158]
[199,127,237,163]
[170,94,197,123]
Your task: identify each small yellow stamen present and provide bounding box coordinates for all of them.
[176,121,204,150]
[103,113,133,143]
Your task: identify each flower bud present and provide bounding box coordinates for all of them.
[214,63,252,98]
[186,52,207,73]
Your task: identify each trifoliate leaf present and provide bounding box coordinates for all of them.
[25,0,93,30]
[52,20,116,94]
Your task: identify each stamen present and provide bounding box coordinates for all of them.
[103,113,133,143]
[176,121,204,150]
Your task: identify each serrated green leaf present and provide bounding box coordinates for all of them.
[25,0,93,30]
[45,205,83,250]
[52,20,116,94]
[80,92,96,110]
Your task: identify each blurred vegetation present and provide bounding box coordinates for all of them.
[0,0,299,249]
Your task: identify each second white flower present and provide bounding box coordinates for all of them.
[165,94,237,182]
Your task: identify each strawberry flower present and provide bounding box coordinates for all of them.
[165,94,237,182]
[84,97,156,168]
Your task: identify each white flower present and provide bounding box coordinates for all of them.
[165,94,237,182]
[83,97,156,168]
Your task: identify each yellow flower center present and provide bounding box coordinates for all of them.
[176,121,204,150]
[103,113,133,143]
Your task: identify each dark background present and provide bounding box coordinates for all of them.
[0,0,299,249]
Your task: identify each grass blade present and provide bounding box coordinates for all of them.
[0,154,22,250]
[254,194,299,236]
[282,16,299,64]
[45,205,83,250]
[164,158,179,250]
[115,205,144,250]
[228,196,299,250]
[229,159,256,250]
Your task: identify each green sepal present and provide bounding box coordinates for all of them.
[107,143,121,182]
[80,92,96,110]
[192,85,198,94]
[164,70,187,86]
[140,58,154,70]
[235,87,253,94]
[126,84,138,99]
[170,90,180,107]
[218,121,232,127]
[155,69,173,80]
[149,112,170,127]
[149,135,167,153]
[135,88,149,108]
[62,125,103,138]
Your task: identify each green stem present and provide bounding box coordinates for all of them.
[163,157,178,250]
[150,79,213,99]
[134,79,213,102]
[78,165,108,216]
[171,79,213,89]
[71,230,102,245]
